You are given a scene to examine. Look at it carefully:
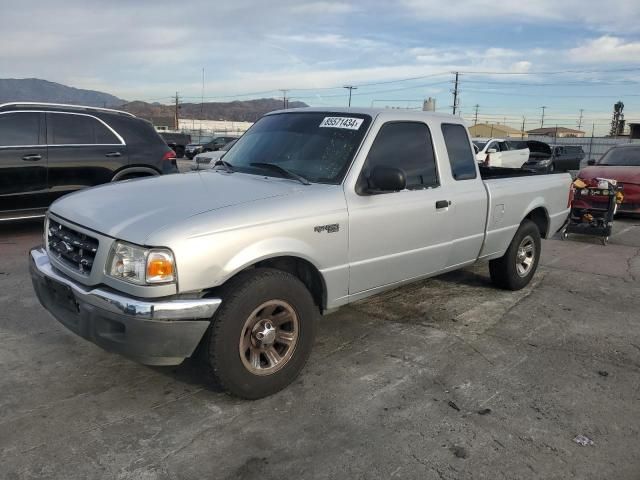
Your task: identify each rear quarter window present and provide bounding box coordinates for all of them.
[441,123,477,181]
[100,114,164,146]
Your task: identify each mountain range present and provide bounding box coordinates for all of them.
[0,78,307,123]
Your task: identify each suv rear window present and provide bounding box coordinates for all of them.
[48,113,120,145]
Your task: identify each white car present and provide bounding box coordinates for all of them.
[190,139,238,171]
[473,138,529,169]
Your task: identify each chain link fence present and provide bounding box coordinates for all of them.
[527,135,640,166]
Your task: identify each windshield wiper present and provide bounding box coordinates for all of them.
[212,159,234,173]
[249,162,311,185]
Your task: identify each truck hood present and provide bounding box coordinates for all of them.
[578,166,640,185]
[49,172,303,244]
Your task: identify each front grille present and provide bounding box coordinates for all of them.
[48,219,99,275]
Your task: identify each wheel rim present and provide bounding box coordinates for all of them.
[239,300,299,376]
[515,235,535,277]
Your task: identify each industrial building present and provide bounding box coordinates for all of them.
[526,127,585,138]
[468,123,526,138]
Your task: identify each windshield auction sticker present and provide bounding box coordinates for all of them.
[319,117,364,130]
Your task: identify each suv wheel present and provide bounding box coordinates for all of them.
[205,268,317,399]
[489,219,541,290]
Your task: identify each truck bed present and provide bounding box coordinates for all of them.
[479,170,572,260]
[479,165,543,179]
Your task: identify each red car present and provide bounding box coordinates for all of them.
[574,144,640,214]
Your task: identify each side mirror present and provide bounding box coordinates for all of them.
[487,148,498,154]
[367,166,406,193]
[587,159,596,166]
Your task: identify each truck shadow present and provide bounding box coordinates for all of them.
[147,358,226,394]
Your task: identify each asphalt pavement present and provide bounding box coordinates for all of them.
[1,214,639,480]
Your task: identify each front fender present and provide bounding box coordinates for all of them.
[219,236,323,285]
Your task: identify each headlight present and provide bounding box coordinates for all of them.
[107,241,175,285]
[538,159,551,165]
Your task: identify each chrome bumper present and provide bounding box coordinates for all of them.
[29,247,221,365]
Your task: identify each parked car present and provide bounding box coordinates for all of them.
[473,138,530,168]
[30,108,571,399]
[524,142,585,172]
[0,102,177,221]
[158,132,191,158]
[202,136,238,153]
[191,139,238,170]
[573,144,640,214]
[184,135,238,159]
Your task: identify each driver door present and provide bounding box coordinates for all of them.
[345,121,452,294]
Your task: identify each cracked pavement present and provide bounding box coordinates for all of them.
[1,217,639,479]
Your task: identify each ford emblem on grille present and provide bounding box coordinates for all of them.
[47,219,99,275]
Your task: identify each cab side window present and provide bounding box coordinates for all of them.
[48,113,120,145]
[362,122,438,190]
[441,123,477,180]
[0,112,41,146]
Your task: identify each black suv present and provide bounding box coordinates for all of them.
[0,103,178,221]
[185,136,238,159]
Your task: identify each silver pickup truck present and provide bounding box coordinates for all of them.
[30,108,571,398]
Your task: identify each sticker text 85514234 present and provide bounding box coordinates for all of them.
[319,117,364,130]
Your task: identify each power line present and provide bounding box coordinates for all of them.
[459,66,640,75]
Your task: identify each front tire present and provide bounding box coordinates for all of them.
[205,268,317,399]
[489,219,541,290]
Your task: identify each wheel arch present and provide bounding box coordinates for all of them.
[524,206,550,238]
[111,166,160,181]
[210,253,328,312]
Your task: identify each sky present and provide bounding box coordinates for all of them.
[2,0,640,134]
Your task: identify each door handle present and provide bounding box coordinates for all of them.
[435,200,451,209]
[105,151,122,158]
[22,154,42,161]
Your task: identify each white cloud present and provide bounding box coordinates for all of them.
[267,33,383,49]
[290,2,356,14]
[399,0,640,32]
[568,36,640,63]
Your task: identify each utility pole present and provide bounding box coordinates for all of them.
[473,104,479,126]
[173,91,180,131]
[200,68,205,138]
[577,109,584,131]
[343,85,357,107]
[540,106,547,128]
[588,123,595,160]
[280,89,289,109]
[451,72,460,115]
[521,116,526,139]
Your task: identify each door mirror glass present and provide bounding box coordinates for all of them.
[587,159,596,166]
[367,166,406,193]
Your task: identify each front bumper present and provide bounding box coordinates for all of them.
[29,247,221,366]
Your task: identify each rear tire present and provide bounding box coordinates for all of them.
[489,219,541,290]
[205,268,317,399]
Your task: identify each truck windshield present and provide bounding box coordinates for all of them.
[473,141,487,150]
[598,146,640,166]
[221,112,372,184]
